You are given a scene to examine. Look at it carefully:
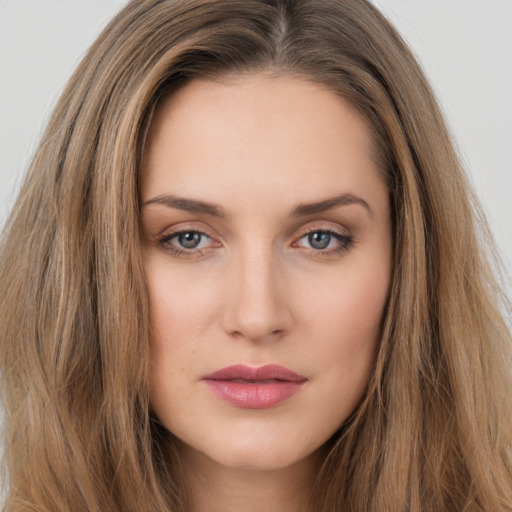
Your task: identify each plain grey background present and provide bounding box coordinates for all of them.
[0,0,511,503]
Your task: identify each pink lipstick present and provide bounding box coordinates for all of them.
[202,364,307,409]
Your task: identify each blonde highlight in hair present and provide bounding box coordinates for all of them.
[1,1,511,510]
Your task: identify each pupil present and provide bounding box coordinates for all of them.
[179,232,201,249]
[309,232,331,249]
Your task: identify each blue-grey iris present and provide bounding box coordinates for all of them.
[179,232,201,249]
[309,232,331,250]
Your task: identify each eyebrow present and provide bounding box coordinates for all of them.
[143,195,227,217]
[143,192,372,218]
[291,193,373,217]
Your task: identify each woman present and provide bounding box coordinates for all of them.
[1,0,511,511]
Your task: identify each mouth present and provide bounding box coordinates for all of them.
[202,364,308,409]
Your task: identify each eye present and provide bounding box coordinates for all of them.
[294,229,353,254]
[305,231,334,250]
[157,230,220,256]
[174,231,207,249]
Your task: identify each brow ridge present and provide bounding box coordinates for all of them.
[143,195,226,217]
[291,193,372,217]
[144,192,372,218]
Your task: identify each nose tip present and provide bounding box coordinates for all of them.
[229,318,286,344]
[220,254,293,343]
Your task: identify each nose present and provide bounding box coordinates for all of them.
[220,245,294,343]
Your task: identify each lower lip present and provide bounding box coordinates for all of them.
[203,379,305,409]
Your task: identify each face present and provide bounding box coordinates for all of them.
[140,75,392,473]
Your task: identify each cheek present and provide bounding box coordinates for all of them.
[298,255,390,402]
[146,258,221,352]
[302,255,389,346]
[144,257,218,410]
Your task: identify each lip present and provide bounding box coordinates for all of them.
[202,364,307,409]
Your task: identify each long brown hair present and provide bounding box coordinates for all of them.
[1,1,511,510]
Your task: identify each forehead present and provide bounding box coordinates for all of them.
[141,74,385,209]
[147,74,373,152]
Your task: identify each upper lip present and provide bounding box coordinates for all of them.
[203,364,307,382]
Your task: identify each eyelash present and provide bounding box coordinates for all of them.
[157,230,219,258]
[157,227,353,258]
[294,228,353,256]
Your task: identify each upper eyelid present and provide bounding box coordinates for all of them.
[159,224,348,238]
[158,223,219,240]
[299,225,346,235]
[293,221,350,238]
[157,220,350,238]
[154,214,352,238]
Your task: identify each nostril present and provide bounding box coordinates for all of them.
[229,327,286,343]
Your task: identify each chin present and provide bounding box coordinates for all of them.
[179,425,324,474]
[216,447,300,471]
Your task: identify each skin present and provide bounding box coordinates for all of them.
[140,74,392,512]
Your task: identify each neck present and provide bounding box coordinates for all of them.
[177,442,324,512]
